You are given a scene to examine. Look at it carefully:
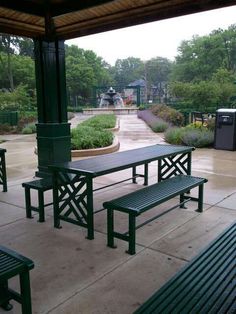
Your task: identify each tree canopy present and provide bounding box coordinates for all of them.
[1,24,236,112]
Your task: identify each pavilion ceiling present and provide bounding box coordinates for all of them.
[0,0,236,40]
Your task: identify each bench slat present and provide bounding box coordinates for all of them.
[134,223,236,314]
[104,175,207,215]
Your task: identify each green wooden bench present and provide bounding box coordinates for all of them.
[22,177,53,222]
[103,175,207,255]
[0,245,34,313]
[0,148,7,192]
[134,222,236,313]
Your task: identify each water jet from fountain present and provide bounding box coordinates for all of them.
[99,87,124,108]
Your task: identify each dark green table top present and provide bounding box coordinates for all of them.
[50,144,194,177]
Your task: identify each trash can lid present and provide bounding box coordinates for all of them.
[217,108,236,113]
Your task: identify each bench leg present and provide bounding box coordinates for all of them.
[25,187,33,219]
[132,166,137,184]
[0,280,13,311]
[107,208,116,249]
[127,214,136,255]
[180,193,187,209]
[197,184,204,212]
[144,163,148,186]
[38,190,45,222]
[20,271,33,314]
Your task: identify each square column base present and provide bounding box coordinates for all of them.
[36,123,71,178]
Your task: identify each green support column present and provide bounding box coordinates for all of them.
[136,86,141,106]
[34,39,71,177]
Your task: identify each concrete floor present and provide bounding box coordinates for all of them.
[0,114,236,314]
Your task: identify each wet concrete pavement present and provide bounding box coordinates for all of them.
[0,114,236,314]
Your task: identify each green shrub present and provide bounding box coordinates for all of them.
[185,122,205,130]
[164,126,214,147]
[138,104,146,110]
[22,126,33,134]
[150,120,169,132]
[80,114,116,129]
[22,123,36,134]
[151,104,184,126]
[18,111,37,120]
[0,123,13,134]
[67,106,83,113]
[71,126,113,150]
[206,117,216,131]
[181,129,214,147]
[151,104,168,116]
[164,127,184,145]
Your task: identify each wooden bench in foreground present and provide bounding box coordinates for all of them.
[0,246,34,313]
[103,175,207,255]
[134,222,236,313]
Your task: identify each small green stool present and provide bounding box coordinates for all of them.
[22,177,53,222]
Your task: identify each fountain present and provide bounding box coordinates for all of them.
[99,87,124,108]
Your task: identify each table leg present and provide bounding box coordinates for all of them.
[86,177,94,240]
[132,166,137,183]
[53,171,61,229]
[144,163,148,185]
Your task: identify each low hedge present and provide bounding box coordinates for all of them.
[80,114,116,129]
[71,126,113,150]
[71,114,116,150]
[164,125,214,148]
[137,109,169,133]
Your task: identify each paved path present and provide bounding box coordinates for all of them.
[1,113,163,184]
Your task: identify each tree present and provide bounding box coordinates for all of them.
[171,25,236,83]
[112,57,144,86]
[0,51,35,90]
[18,37,34,58]
[0,34,19,90]
[169,25,236,111]
[211,68,236,107]
[145,57,172,85]
[65,45,112,105]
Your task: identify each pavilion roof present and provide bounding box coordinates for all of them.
[0,0,235,40]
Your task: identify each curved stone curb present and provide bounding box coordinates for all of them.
[71,136,120,157]
[108,118,120,132]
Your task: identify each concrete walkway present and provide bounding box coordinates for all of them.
[0,114,236,314]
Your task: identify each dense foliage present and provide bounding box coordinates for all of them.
[71,114,115,149]
[151,104,184,126]
[164,122,215,148]
[1,24,236,114]
[71,126,113,150]
[80,114,116,129]
[164,126,214,148]
[170,26,236,110]
[65,45,112,106]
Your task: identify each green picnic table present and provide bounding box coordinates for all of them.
[50,144,194,239]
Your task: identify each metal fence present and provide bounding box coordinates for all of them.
[0,111,18,126]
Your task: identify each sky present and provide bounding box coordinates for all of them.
[66,6,236,66]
